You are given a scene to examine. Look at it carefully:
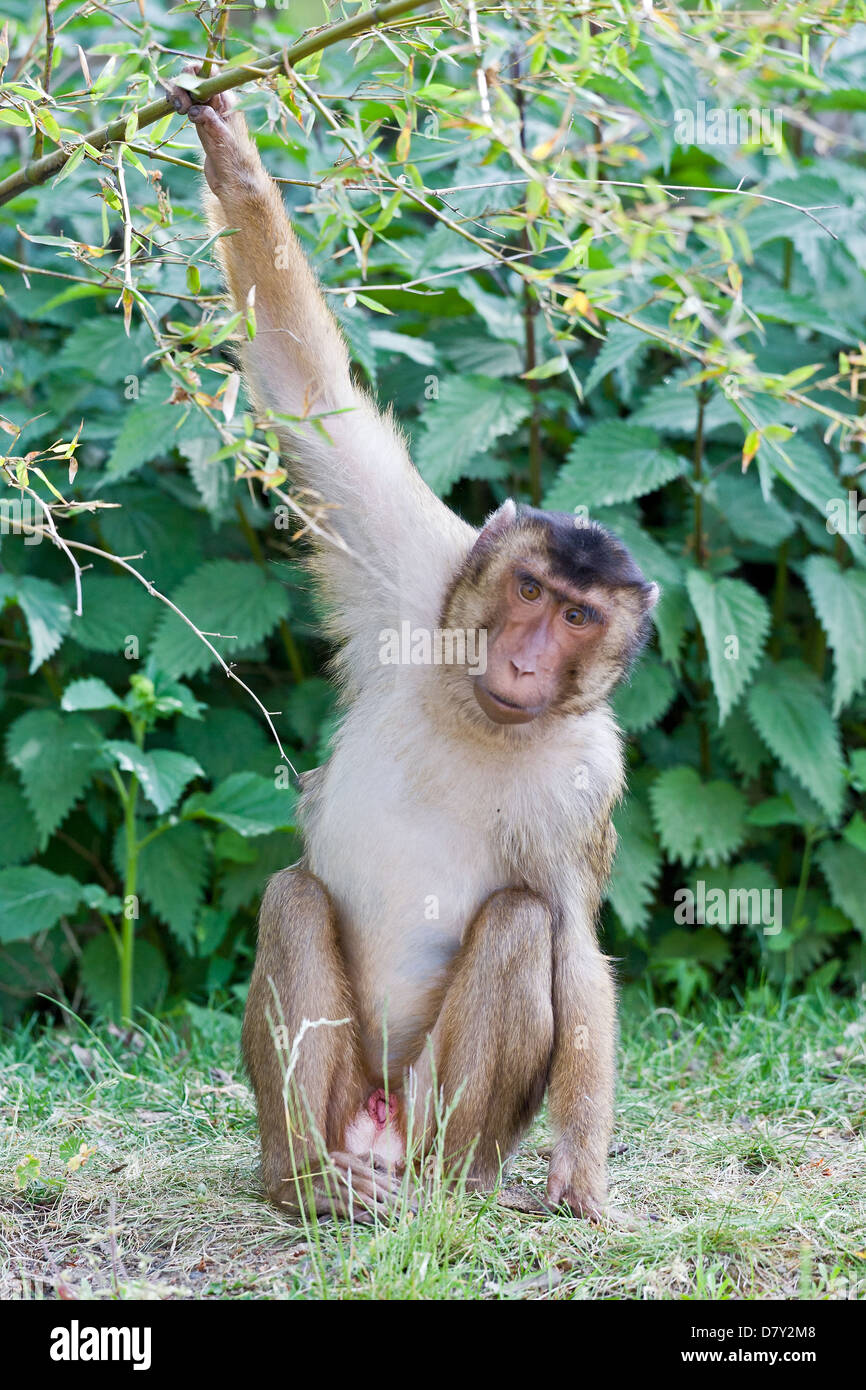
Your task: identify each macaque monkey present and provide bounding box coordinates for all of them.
[169,81,659,1222]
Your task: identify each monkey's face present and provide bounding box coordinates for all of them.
[443,505,659,726]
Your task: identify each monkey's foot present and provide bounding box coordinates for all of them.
[312,1151,410,1224]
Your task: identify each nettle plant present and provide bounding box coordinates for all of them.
[0,1,865,1018]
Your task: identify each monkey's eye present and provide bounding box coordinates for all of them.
[564,606,589,627]
[518,579,542,602]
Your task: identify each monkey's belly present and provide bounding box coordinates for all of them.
[307,786,507,1078]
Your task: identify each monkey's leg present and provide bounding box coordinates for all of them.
[408,888,554,1188]
[545,933,616,1220]
[242,869,403,1221]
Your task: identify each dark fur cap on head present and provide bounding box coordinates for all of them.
[465,500,657,600]
[514,505,654,597]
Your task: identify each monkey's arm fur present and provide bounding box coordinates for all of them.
[193,95,474,647]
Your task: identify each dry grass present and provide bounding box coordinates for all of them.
[1,990,864,1300]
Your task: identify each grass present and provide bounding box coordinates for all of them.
[1,989,864,1300]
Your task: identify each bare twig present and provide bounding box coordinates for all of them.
[32,0,57,162]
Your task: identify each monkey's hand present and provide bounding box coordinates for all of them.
[165,72,258,205]
[545,1142,607,1222]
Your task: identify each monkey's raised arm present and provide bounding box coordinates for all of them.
[173,87,474,638]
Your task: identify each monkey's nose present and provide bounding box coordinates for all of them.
[510,657,536,677]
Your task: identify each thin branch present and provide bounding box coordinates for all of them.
[4,466,84,617]
[32,0,57,162]
[0,0,436,208]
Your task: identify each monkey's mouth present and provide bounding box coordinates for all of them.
[474,681,544,725]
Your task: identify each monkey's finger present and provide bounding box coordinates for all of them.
[311,1180,376,1224]
[329,1156,410,1215]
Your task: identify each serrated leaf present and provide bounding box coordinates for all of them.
[747,795,804,827]
[79,934,168,1013]
[802,555,866,715]
[612,654,677,733]
[61,677,124,712]
[70,573,161,654]
[818,841,866,934]
[0,778,40,868]
[0,574,72,673]
[104,379,189,477]
[137,822,208,949]
[774,438,865,562]
[686,571,770,723]
[649,766,747,867]
[747,661,845,822]
[58,319,150,384]
[706,471,796,550]
[842,813,866,854]
[414,375,530,494]
[607,798,662,932]
[148,560,290,679]
[543,422,687,511]
[105,743,203,814]
[369,329,437,367]
[584,323,649,398]
[0,866,85,943]
[6,710,104,847]
[183,771,297,837]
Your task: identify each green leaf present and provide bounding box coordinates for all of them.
[584,323,649,398]
[183,771,297,837]
[747,661,845,823]
[543,422,687,512]
[0,867,85,943]
[706,471,796,550]
[368,329,437,367]
[842,813,866,853]
[686,571,770,723]
[0,574,72,673]
[612,654,677,733]
[58,320,150,384]
[649,766,747,867]
[79,934,168,1014]
[105,743,203,815]
[773,438,865,562]
[6,710,104,847]
[0,778,40,868]
[747,795,804,827]
[148,560,291,679]
[137,822,209,950]
[62,677,124,712]
[414,376,530,495]
[178,707,272,782]
[818,841,866,934]
[607,798,662,932]
[104,378,190,477]
[802,555,866,715]
[69,574,161,654]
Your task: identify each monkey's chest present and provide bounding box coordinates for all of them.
[304,764,511,1076]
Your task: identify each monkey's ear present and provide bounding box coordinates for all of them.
[642,581,661,611]
[467,499,518,570]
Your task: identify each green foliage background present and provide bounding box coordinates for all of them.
[0,1,864,1021]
